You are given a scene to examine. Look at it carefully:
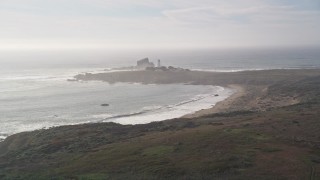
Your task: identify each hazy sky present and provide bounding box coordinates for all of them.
[0,0,320,50]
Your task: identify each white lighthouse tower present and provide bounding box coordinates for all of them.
[157,59,161,67]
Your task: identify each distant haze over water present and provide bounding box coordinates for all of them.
[1,47,320,71]
[0,47,319,140]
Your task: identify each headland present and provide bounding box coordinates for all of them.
[1,68,320,179]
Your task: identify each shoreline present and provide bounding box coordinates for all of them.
[0,83,235,140]
[2,68,320,139]
[1,68,320,179]
[74,68,320,118]
[182,84,246,118]
[2,69,320,135]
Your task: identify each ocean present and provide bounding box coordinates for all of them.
[0,47,320,140]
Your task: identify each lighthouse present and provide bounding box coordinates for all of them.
[157,59,161,67]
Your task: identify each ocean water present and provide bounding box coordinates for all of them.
[0,47,319,140]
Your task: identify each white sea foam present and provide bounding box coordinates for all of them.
[0,47,319,141]
[0,136,6,142]
[1,79,234,140]
[102,86,234,125]
[92,113,114,119]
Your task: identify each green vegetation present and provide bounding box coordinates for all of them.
[1,70,320,179]
[1,100,319,179]
[143,145,175,156]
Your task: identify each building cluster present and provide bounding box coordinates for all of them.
[136,58,161,69]
[136,57,190,72]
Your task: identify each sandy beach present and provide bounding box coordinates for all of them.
[74,69,320,117]
[1,69,320,179]
[182,84,246,118]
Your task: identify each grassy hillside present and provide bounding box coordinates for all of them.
[1,102,319,179]
[1,70,320,179]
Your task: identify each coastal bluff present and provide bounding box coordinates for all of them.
[1,69,320,179]
[74,69,320,112]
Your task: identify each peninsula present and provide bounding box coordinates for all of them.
[1,69,320,179]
